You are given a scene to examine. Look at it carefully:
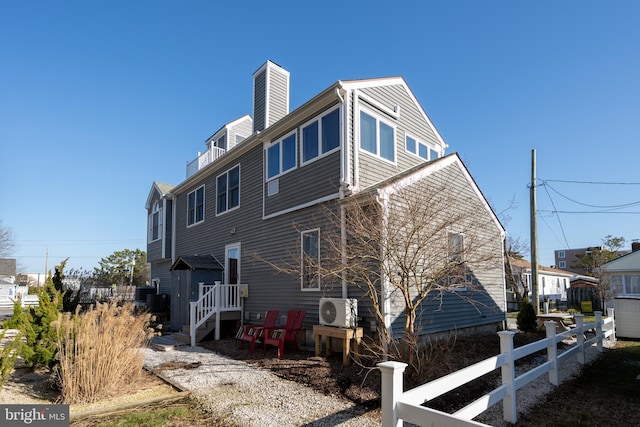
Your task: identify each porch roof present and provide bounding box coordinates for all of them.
[170,255,224,271]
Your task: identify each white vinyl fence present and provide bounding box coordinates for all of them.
[0,294,39,309]
[379,310,615,427]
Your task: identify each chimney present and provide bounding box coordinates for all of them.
[632,241,640,252]
[252,60,290,133]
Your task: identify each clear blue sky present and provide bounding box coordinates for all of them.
[2,1,639,274]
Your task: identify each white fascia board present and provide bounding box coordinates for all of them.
[342,77,448,152]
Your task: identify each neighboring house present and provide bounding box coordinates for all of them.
[554,246,629,275]
[146,60,506,343]
[600,242,640,300]
[507,258,573,308]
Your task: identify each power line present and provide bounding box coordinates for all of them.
[545,179,640,185]
[541,184,570,248]
[538,209,640,214]
[544,182,640,209]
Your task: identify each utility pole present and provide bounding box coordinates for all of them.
[530,149,540,314]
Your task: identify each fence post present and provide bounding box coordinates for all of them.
[544,321,559,385]
[214,283,221,341]
[498,331,517,424]
[378,361,407,427]
[594,311,603,351]
[574,314,585,364]
[607,308,616,343]
[190,301,196,347]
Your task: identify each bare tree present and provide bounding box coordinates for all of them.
[0,220,15,258]
[575,235,626,309]
[261,174,503,366]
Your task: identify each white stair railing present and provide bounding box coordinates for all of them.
[189,282,243,347]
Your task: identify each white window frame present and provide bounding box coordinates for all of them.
[301,105,341,165]
[359,106,396,164]
[225,242,241,285]
[558,261,566,269]
[301,229,321,291]
[187,186,205,227]
[405,132,437,161]
[148,201,162,243]
[558,250,566,259]
[217,165,240,215]
[447,231,467,291]
[266,130,297,180]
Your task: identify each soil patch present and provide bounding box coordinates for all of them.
[199,331,546,413]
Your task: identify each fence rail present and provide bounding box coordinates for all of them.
[0,295,39,309]
[379,310,615,427]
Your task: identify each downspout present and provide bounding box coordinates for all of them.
[353,89,360,191]
[167,192,176,265]
[336,85,349,300]
[376,189,391,357]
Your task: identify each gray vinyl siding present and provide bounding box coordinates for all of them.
[269,69,288,127]
[172,142,339,329]
[164,199,173,257]
[173,146,264,258]
[151,259,173,296]
[146,189,163,262]
[354,84,446,189]
[385,162,505,338]
[264,150,341,217]
[253,70,266,132]
[242,203,343,329]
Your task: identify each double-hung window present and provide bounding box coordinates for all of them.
[267,131,297,180]
[148,201,161,242]
[301,229,320,290]
[187,186,205,226]
[217,165,240,214]
[405,134,438,161]
[360,109,395,162]
[447,232,467,289]
[301,107,340,164]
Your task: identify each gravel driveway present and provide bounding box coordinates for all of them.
[144,345,381,427]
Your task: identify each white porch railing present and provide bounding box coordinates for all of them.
[189,282,244,347]
[186,146,226,178]
[379,310,616,427]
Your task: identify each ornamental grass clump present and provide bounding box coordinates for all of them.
[54,301,153,404]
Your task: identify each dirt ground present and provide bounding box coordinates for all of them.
[199,331,545,413]
[0,329,544,420]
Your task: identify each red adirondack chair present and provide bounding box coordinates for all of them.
[263,309,306,359]
[239,310,279,353]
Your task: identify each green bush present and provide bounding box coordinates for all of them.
[0,330,20,388]
[517,298,538,333]
[6,265,66,370]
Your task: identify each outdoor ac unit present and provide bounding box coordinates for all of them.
[319,298,357,328]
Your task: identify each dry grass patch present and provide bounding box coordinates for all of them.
[54,302,153,404]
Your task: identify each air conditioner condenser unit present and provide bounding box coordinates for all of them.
[319,298,357,328]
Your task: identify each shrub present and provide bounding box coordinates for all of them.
[6,261,80,370]
[53,301,153,404]
[517,298,538,333]
[0,330,20,388]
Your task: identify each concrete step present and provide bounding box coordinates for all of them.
[149,334,187,351]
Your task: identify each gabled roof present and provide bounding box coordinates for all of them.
[374,153,505,237]
[145,181,175,209]
[170,75,448,194]
[600,249,640,273]
[170,255,224,271]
